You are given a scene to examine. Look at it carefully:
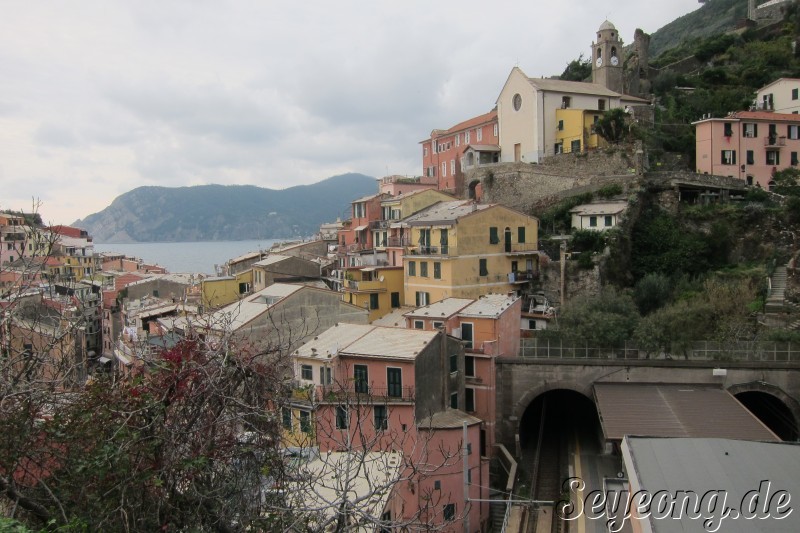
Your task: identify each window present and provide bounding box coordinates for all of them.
[528,319,537,330]
[465,355,475,377]
[450,159,455,175]
[461,322,474,349]
[387,368,402,398]
[598,99,606,111]
[432,321,443,329]
[391,292,400,308]
[450,353,458,373]
[336,406,349,429]
[420,262,428,277]
[353,202,366,218]
[424,146,429,157]
[466,388,475,412]
[747,150,755,165]
[444,504,456,521]
[414,320,424,329]
[767,150,780,165]
[489,226,499,244]
[354,364,368,393]
[301,364,312,380]
[153,290,159,298]
[493,123,498,137]
[433,262,441,279]
[479,259,488,276]
[604,215,613,227]
[561,96,571,108]
[426,165,436,177]
[465,130,471,143]
[723,122,733,137]
[374,405,388,431]
[450,393,458,409]
[434,480,441,490]
[282,408,292,429]
[744,123,758,138]
[319,366,331,385]
[793,152,798,166]
[408,261,416,276]
[432,141,437,154]
[789,125,799,140]
[370,293,379,310]
[793,88,799,100]
[589,216,597,227]
[721,150,736,165]
[557,120,564,131]
[455,134,460,147]
[477,128,482,142]
[441,161,447,177]
[415,291,430,306]
[299,410,311,433]
[571,139,581,153]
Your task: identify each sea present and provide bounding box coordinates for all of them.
[93,239,286,275]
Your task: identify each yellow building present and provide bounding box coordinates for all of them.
[280,399,316,448]
[200,270,253,309]
[555,108,605,154]
[380,189,455,267]
[342,266,404,322]
[402,201,539,305]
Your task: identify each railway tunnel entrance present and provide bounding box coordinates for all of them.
[735,390,799,441]
[518,389,602,502]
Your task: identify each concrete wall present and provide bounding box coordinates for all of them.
[415,334,463,420]
[126,279,189,302]
[494,358,800,449]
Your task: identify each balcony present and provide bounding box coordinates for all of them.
[387,236,411,247]
[369,220,394,230]
[343,278,386,292]
[407,244,456,257]
[505,242,540,255]
[765,136,786,147]
[508,270,539,283]
[316,385,415,403]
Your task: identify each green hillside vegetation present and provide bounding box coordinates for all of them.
[537,175,800,349]
[646,5,800,163]
[648,0,747,58]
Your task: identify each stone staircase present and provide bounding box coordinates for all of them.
[766,266,788,314]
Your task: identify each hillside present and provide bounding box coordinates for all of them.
[648,0,747,58]
[75,173,377,243]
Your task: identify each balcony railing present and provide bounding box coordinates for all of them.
[407,244,455,257]
[387,236,412,247]
[765,136,786,147]
[343,279,386,292]
[508,270,538,283]
[369,220,394,230]
[505,242,540,254]
[316,385,415,403]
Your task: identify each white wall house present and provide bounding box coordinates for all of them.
[570,201,627,231]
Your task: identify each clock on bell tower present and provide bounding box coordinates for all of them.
[592,20,623,93]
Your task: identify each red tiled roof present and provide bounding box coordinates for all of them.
[420,110,497,142]
[731,111,800,122]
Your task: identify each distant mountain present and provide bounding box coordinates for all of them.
[649,0,747,58]
[75,173,377,243]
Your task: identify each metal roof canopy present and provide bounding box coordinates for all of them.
[593,383,779,442]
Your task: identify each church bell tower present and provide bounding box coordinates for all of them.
[592,20,624,94]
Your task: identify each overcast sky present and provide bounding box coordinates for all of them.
[0,1,701,225]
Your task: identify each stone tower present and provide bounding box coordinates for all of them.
[591,20,624,94]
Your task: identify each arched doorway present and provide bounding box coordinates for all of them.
[467,179,482,201]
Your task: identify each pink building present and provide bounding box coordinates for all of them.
[377,175,437,196]
[420,110,499,196]
[1,214,29,266]
[693,111,800,189]
[404,294,522,456]
[336,193,387,268]
[291,323,490,531]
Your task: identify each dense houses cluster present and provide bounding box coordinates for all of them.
[5,18,800,532]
